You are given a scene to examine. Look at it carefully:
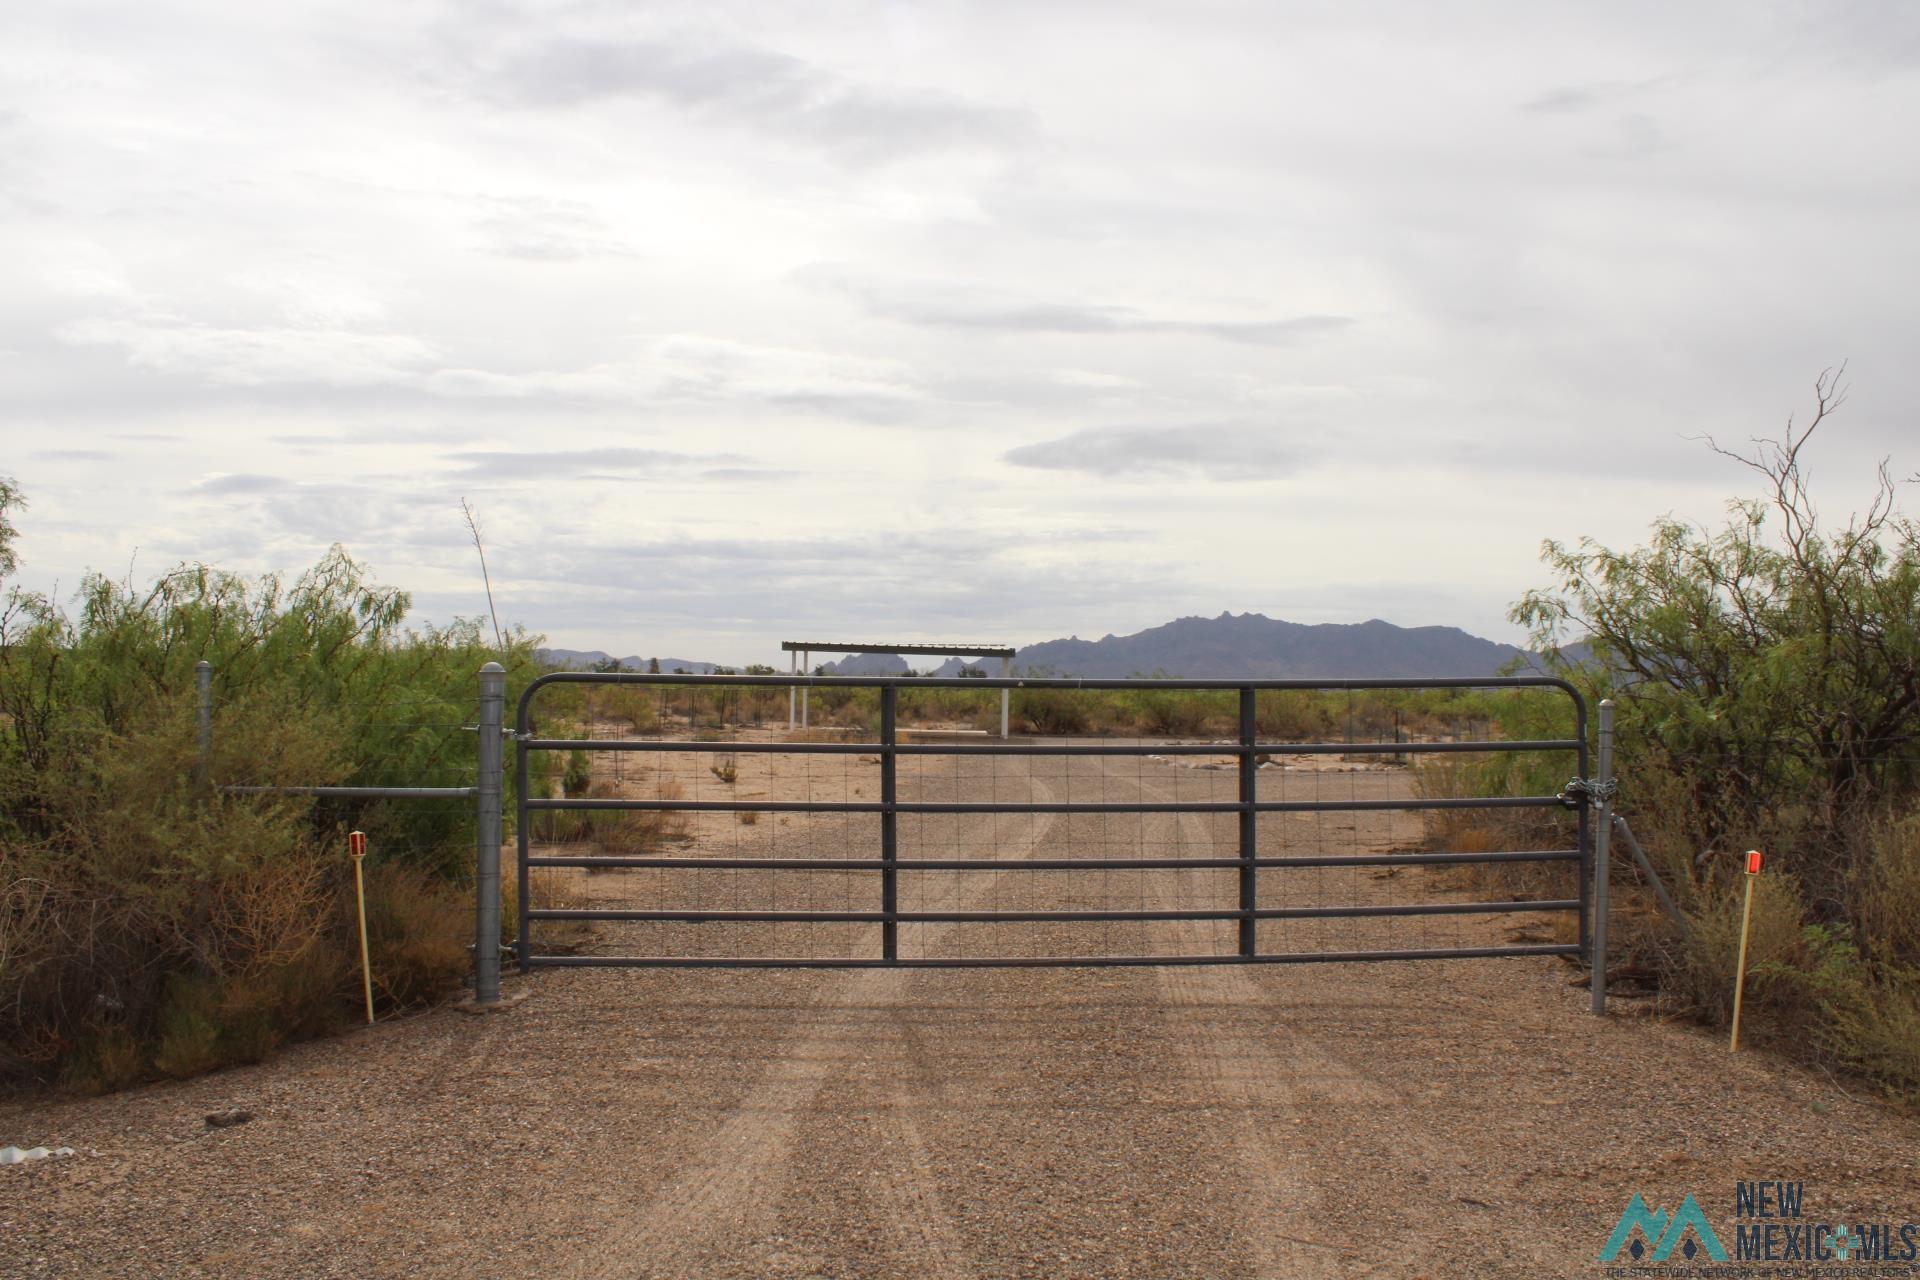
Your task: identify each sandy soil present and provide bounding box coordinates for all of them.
[3,735,1916,1278]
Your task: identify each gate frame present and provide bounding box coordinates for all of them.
[510,672,1592,977]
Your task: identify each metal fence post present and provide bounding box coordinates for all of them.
[195,660,212,791]
[1238,686,1257,959]
[880,685,898,962]
[1590,698,1615,1015]
[475,661,506,1005]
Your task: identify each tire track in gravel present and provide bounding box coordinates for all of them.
[1129,757,1568,1278]
[564,763,1058,1280]
[1108,765,1370,1279]
[868,1074,972,1277]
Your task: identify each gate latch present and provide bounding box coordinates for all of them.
[1559,776,1619,809]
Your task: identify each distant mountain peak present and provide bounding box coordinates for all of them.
[1009,614,1525,679]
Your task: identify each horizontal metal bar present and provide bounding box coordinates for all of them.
[526,671,1582,693]
[1257,796,1569,812]
[524,849,1582,872]
[527,739,875,755]
[525,855,1250,871]
[779,641,1015,657]
[525,796,1569,815]
[519,737,1581,757]
[529,899,1576,925]
[524,944,1583,969]
[1267,739,1582,756]
[528,798,887,813]
[221,784,478,799]
[532,908,1246,923]
[1260,899,1578,919]
[1260,849,1580,868]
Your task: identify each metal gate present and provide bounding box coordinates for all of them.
[513,674,1589,969]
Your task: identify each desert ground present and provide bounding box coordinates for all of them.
[3,736,1915,1278]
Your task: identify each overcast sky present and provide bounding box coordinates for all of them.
[3,0,1915,665]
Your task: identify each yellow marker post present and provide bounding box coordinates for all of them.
[348,830,374,1025]
[1729,849,1763,1053]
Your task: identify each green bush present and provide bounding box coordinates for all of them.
[1508,374,1920,1101]
[0,532,546,1086]
[563,749,592,797]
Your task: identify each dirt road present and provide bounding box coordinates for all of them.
[4,748,1916,1278]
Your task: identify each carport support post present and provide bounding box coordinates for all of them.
[788,649,797,729]
[801,649,810,730]
[1589,698,1616,1015]
[475,661,506,1006]
[1000,654,1011,739]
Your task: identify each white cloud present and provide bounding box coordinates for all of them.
[2,0,1917,662]
[56,314,441,387]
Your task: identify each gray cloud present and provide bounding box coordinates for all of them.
[194,473,290,495]
[696,468,799,483]
[1003,425,1315,480]
[485,35,1029,163]
[822,277,1352,345]
[446,448,743,480]
[7,0,1920,663]
[1519,79,1666,114]
[469,196,637,262]
[437,523,1175,659]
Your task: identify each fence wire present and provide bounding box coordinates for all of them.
[516,675,1589,969]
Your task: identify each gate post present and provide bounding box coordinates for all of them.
[1238,687,1257,959]
[1589,698,1615,1015]
[475,661,506,1005]
[880,685,898,962]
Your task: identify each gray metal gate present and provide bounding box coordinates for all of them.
[510,674,1591,970]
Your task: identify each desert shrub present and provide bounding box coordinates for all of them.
[1014,688,1090,735]
[1255,692,1337,740]
[361,861,470,1009]
[500,864,593,952]
[1504,373,1920,1099]
[1818,967,1920,1104]
[588,780,688,853]
[599,686,661,732]
[1672,870,1817,1024]
[563,749,592,797]
[1127,689,1221,737]
[1854,812,1920,968]
[0,529,547,1086]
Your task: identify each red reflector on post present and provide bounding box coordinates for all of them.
[348,830,367,859]
[1745,849,1762,875]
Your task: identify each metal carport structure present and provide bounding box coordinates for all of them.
[781,641,1017,737]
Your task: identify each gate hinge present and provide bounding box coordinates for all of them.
[1560,776,1619,809]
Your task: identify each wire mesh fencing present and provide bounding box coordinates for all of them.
[515,674,1591,970]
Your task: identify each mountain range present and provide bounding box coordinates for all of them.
[1005,612,1536,678]
[533,650,723,674]
[540,612,1559,679]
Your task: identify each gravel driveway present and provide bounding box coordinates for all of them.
[4,748,1916,1278]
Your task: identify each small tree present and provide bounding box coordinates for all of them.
[0,476,21,581]
[1516,368,1920,905]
